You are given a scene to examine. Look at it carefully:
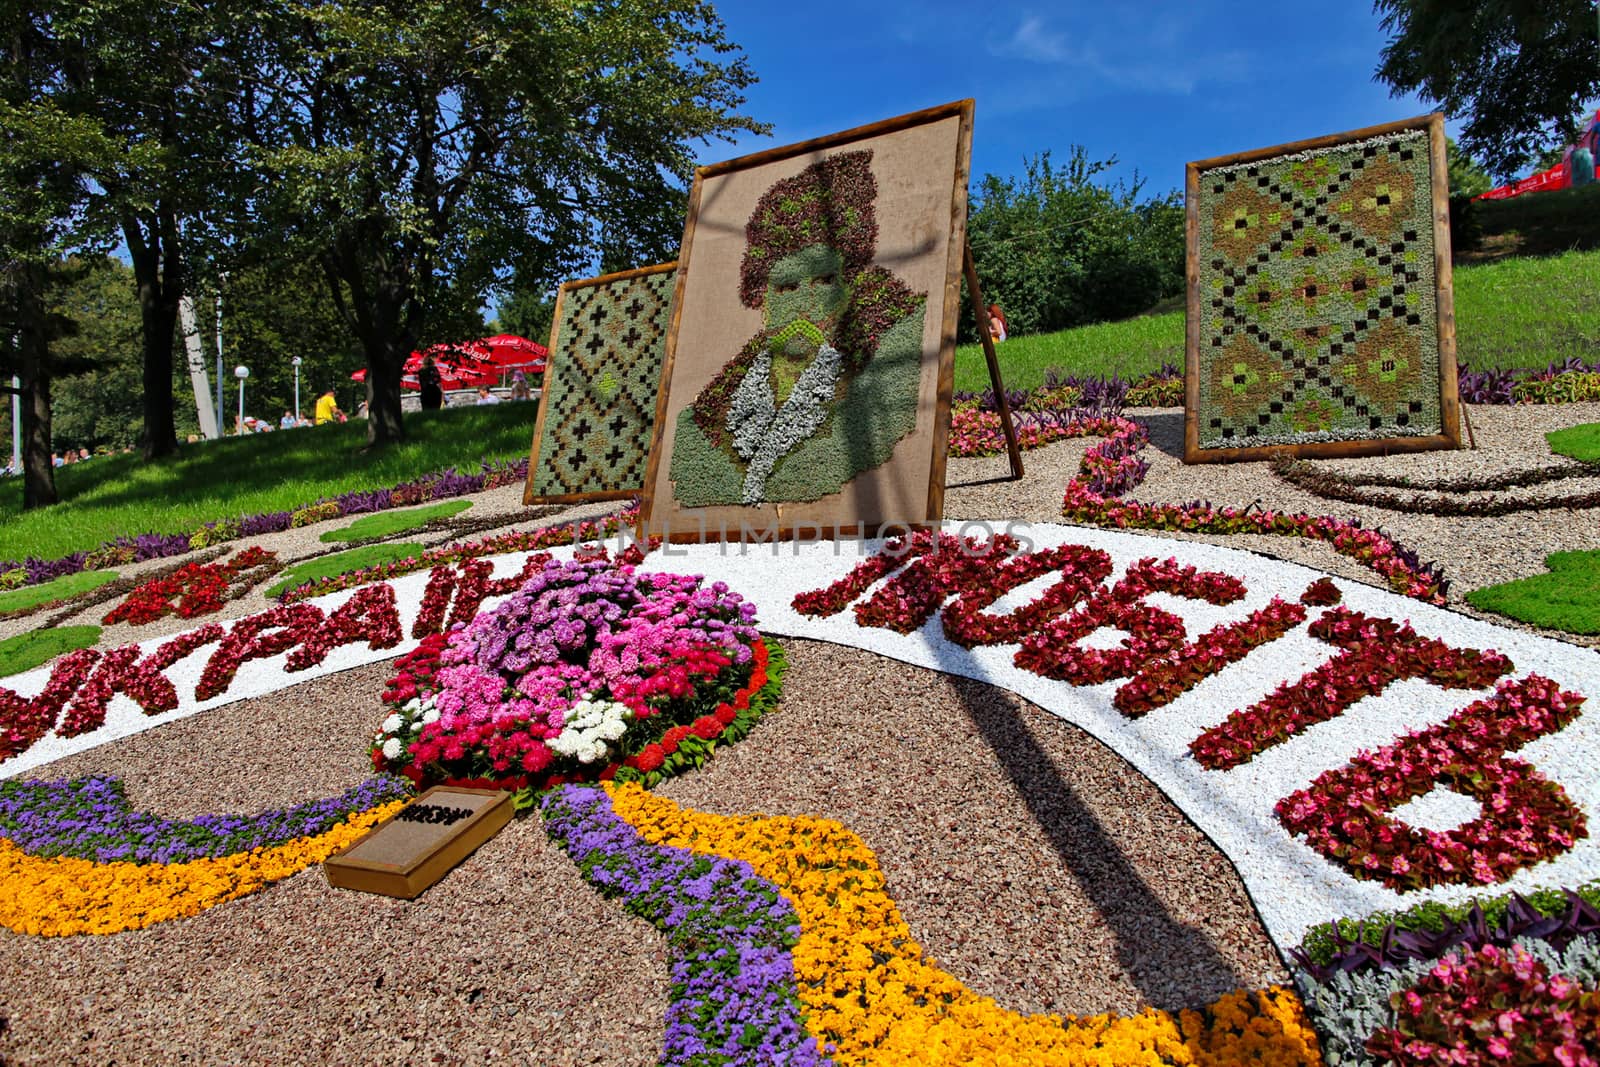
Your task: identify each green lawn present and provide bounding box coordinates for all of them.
[0,404,536,562]
[955,247,1600,392]
[263,543,427,599]
[954,312,1181,393]
[321,499,473,543]
[1466,549,1600,635]
[1453,249,1600,373]
[0,569,119,614]
[0,626,102,678]
[1549,423,1600,463]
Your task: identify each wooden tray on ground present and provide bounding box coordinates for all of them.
[324,786,513,899]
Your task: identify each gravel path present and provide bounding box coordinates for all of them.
[1,400,1596,1063]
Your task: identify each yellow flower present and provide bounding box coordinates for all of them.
[0,800,405,937]
[608,783,1323,1066]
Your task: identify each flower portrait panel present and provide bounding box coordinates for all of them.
[641,102,973,541]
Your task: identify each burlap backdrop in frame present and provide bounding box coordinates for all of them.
[639,100,973,542]
[523,262,678,505]
[1183,113,1460,464]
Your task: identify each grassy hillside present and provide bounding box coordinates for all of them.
[956,246,1600,392]
[1460,182,1600,263]
[0,403,537,562]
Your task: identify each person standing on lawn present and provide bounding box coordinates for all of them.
[314,388,345,425]
[418,355,444,411]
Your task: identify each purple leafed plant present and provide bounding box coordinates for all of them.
[24,553,89,584]
[427,470,485,500]
[542,785,831,1067]
[1457,364,1517,405]
[332,488,390,515]
[1292,891,1600,984]
[239,511,294,537]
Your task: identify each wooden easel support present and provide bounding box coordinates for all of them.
[962,242,1024,480]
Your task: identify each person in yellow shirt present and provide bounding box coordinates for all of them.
[313,389,345,425]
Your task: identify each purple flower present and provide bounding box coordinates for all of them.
[543,785,829,1067]
[0,775,411,864]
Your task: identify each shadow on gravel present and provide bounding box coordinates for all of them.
[1139,411,1185,460]
[928,648,1246,1009]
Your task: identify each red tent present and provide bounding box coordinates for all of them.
[348,334,548,391]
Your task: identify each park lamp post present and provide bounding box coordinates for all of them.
[234,365,249,434]
[291,356,303,422]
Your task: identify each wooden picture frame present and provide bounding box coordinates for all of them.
[523,261,679,505]
[638,100,975,543]
[1183,113,1460,464]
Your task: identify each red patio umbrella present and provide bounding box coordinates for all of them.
[347,335,548,391]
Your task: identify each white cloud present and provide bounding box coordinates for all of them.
[990,14,1072,63]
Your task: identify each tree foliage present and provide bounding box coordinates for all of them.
[965,149,1185,341]
[1447,137,1494,196]
[0,0,129,505]
[491,276,557,348]
[244,0,767,446]
[1374,0,1600,179]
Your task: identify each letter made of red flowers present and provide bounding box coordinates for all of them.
[1276,674,1588,890]
[792,529,1022,633]
[0,650,100,762]
[1191,608,1515,771]
[1013,557,1249,686]
[195,604,326,701]
[796,537,1323,717]
[284,583,403,671]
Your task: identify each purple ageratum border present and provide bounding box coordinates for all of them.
[0,774,412,864]
[541,785,831,1067]
[0,457,530,591]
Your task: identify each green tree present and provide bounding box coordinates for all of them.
[0,2,126,507]
[492,276,558,347]
[1374,0,1600,180]
[965,149,1185,340]
[1447,136,1494,196]
[246,0,766,448]
[47,257,148,452]
[189,259,366,427]
[50,0,253,460]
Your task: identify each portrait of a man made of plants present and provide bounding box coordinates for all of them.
[524,264,677,503]
[643,102,971,540]
[1186,115,1460,463]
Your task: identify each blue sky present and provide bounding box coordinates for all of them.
[699,1,1450,197]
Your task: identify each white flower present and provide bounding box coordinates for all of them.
[381,713,402,734]
[422,707,440,725]
[382,737,403,760]
[547,698,633,763]
[737,342,842,503]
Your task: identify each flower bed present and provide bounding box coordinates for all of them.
[278,506,641,603]
[370,557,774,799]
[0,775,408,935]
[1051,417,1450,603]
[1459,357,1600,405]
[102,546,278,626]
[555,782,1326,1067]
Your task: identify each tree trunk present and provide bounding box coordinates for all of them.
[14,267,58,510]
[124,207,182,460]
[363,337,408,447]
[319,245,410,449]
